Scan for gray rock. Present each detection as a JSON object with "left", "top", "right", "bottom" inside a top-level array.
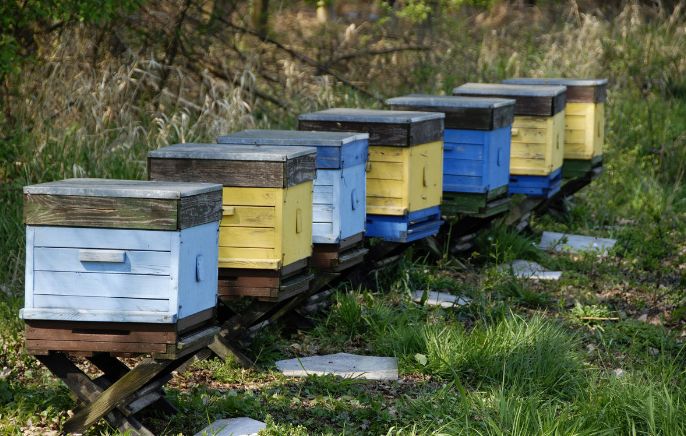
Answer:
[
  {"left": 276, "top": 353, "right": 398, "bottom": 380},
  {"left": 539, "top": 231, "right": 616, "bottom": 255},
  {"left": 194, "top": 417, "right": 266, "bottom": 436},
  {"left": 411, "top": 290, "right": 471, "bottom": 308},
  {"left": 500, "top": 260, "right": 562, "bottom": 281}
]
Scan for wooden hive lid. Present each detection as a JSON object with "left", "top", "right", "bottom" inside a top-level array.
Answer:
[
  {"left": 502, "top": 78, "right": 608, "bottom": 103},
  {"left": 217, "top": 130, "right": 368, "bottom": 169},
  {"left": 298, "top": 108, "right": 444, "bottom": 147},
  {"left": 452, "top": 83, "right": 567, "bottom": 117},
  {"left": 23, "top": 178, "right": 223, "bottom": 230},
  {"left": 148, "top": 143, "right": 316, "bottom": 188},
  {"left": 386, "top": 94, "right": 515, "bottom": 130}
]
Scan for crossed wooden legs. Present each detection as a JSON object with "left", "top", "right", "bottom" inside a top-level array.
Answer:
[{"left": 37, "top": 330, "right": 211, "bottom": 435}]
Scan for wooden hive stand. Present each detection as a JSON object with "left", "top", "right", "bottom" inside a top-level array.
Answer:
[
  {"left": 19, "top": 178, "right": 225, "bottom": 434},
  {"left": 35, "top": 324, "right": 219, "bottom": 435}
]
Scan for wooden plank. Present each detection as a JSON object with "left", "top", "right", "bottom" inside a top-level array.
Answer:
[
  {"left": 502, "top": 78, "right": 607, "bottom": 103},
  {"left": 33, "top": 270, "right": 170, "bottom": 299},
  {"left": 32, "top": 295, "right": 169, "bottom": 313},
  {"left": 155, "top": 326, "right": 220, "bottom": 360},
  {"left": 299, "top": 119, "right": 442, "bottom": 147},
  {"left": 285, "top": 155, "right": 317, "bottom": 187},
  {"left": 33, "top": 247, "right": 170, "bottom": 275},
  {"left": 24, "top": 194, "right": 179, "bottom": 230},
  {"left": 37, "top": 354, "right": 155, "bottom": 436},
  {"left": 453, "top": 83, "right": 566, "bottom": 117},
  {"left": 149, "top": 158, "right": 286, "bottom": 188},
  {"left": 178, "top": 190, "right": 223, "bottom": 229},
  {"left": 25, "top": 323, "right": 176, "bottom": 344},
  {"left": 386, "top": 95, "right": 515, "bottom": 130},
  {"left": 24, "top": 178, "right": 219, "bottom": 198},
  {"left": 63, "top": 359, "right": 170, "bottom": 433},
  {"left": 31, "top": 226, "right": 172, "bottom": 251},
  {"left": 176, "top": 307, "right": 215, "bottom": 333},
  {"left": 220, "top": 206, "right": 275, "bottom": 227},
  {"left": 27, "top": 339, "right": 168, "bottom": 354}
]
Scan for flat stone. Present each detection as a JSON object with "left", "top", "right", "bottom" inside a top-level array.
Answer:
[
  {"left": 194, "top": 417, "right": 266, "bottom": 436},
  {"left": 276, "top": 353, "right": 398, "bottom": 380},
  {"left": 411, "top": 290, "right": 471, "bottom": 307},
  {"left": 499, "top": 260, "right": 562, "bottom": 281},
  {"left": 539, "top": 231, "right": 616, "bottom": 255}
]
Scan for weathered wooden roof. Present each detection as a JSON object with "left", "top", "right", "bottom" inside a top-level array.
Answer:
[
  {"left": 386, "top": 94, "right": 515, "bottom": 130},
  {"left": 217, "top": 129, "right": 368, "bottom": 147},
  {"left": 502, "top": 78, "right": 608, "bottom": 103},
  {"left": 148, "top": 143, "right": 316, "bottom": 161},
  {"left": 298, "top": 108, "right": 444, "bottom": 124},
  {"left": 453, "top": 83, "right": 567, "bottom": 116},
  {"left": 23, "top": 178, "right": 221, "bottom": 199}
]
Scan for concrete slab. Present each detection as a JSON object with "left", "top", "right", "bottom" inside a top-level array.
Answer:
[
  {"left": 539, "top": 231, "right": 616, "bottom": 255},
  {"left": 194, "top": 417, "right": 266, "bottom": 436},
  {"left": 500, "top": 260, "right": 562, "bottom": 280},
  {"left": 276, "top": 353, "right": 398, "bottom": 380},
  {"left": 411, "top": 290, "right": 471, "bottom": 307}
]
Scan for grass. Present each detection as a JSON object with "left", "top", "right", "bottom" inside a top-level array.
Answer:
[{"left": 1, "top": 1, "right": 686, "bottom": 435}]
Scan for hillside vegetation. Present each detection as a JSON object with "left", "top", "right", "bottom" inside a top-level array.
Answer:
[{"left": 1, "top": 1, "right": 686, "bottom": 434}]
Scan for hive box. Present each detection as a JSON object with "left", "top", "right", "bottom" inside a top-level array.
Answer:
[
  {"left": 20, "top": 179, "right": 222, "bottom": 326},
  {"left": 386, "top": 94, "right": 515, "bottom": 217},
  {"left": 148, "top": 143, "right": 316, "bottom": 271},
  {"left": 217, "top": 130, "right": 368, "bottom": 245},
  {"left": 453, "top": 83, "right": 567, "bottom": 198},
  {"left": 299, "top": 108, "right": 444, "bottom": 243},
  {"left": 503, "top": 78, "right": 607, "bottom": 178}
]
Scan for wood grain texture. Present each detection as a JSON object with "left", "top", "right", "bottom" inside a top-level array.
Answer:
[
  {"left": 36, "top": 354, "right": 155, "bottom": 435},
  {"left": 149, "top": 156, "right": 314, "bottom": 188},
  {"left": 502, "top": 78, "right": 607, "bottom": 103},
  {"left": 63, "top": 359, "right": 170, "bottom": 433},
  {"left": 298, "top": 119, "right": 443, "bottom": 147},
  {"left": 178, "top": 190, "right": 223, "bottom": 228},
  {"left": 24, "top": 194, "right": 178, "bottom": 230},
  {"left": 453, "top": 83, "right": 566, "bottom": 117}
]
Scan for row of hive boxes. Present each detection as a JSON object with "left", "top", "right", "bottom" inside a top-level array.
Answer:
[
  {"left": 20, "top": 118, "right": 444, "bottom": 325},
  {"left": 452, "top": 79, "right": 606, "bottom": 179}
]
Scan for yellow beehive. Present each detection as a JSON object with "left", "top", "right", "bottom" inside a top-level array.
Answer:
[
  {"left": 298, "top": 108, "right": 444, "bottom": 216},
  {"left": 148, "top": 143, "right": 317, "bottom": 270},
  {"left": 367, "top": 141, "right": 443, "bottom": 215},
  {"left": 219, "top": 183, "right": 312, "bottom": 269},
  {"left": 503, "top": 78, "right": 608, "bottom": 160},
  {"left": 510, "top": 110, "right": 565, "bottom": 176},
  {"left": 453, "top": 83, "right": 567, "bottom": 177}
]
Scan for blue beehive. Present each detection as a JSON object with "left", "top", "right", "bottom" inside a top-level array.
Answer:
[
  {"left": 21, "top": 179, "right": 223, "bottom": 324},
  {"left": 217, "top": 130, "right": 368, "bottom": 245},
  {"left": 386, "top": 95, "right": 515, "bottom": 195}
]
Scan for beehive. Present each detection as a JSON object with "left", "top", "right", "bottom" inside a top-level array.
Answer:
[
  {"left": 503, "top": 78, "right": 607, "bottom": 177},
  {"left": 453, "top": 83, "right": 566, "bottom": 197},
  {"left": 298, "top": 108, "right": 445, "bottom": 242},
  {"left": 217, "top": 130, "right": 368, "bottom": 245},
  {"left": 148, "top": 143, "right": 316, "bottom": 271},
  {"left": 20, "top": 179, "right": 222, "bottom": 326},
  {"left": 386, "top": 94, "right": 515, "bottom": 194}
]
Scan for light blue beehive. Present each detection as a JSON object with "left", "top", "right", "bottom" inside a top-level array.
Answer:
[
  {"left": 217, "top": 130, "right": 368, "bottom": 245},
  {"left": 20, "top": 179, "right": 223, "bottom": 324}
]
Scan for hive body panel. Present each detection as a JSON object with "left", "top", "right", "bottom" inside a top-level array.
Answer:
[
  {"left": 443, "top": 126, "right": 511, "bottom": 193},
  {"left": 312, "top": 164, "right": 366, "bottom": 244},
  {"left": 21, "top": 221, "right": 219, "bottom": 323},
  {"left": 367, "top": 141, "right": 443, "bottom": 216},
  {"left": 219, "top": 183, "right": 312, "bottom": 270},
  {"left": 510, "top": 110, "right": 565, "bottom": 176},
  {"left": 564, "top": 102, "right": 604, "bottom": 160}
]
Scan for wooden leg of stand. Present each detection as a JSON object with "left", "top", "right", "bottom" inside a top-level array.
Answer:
[{"left": 37, "top": 354, "right": 155, "bottom": 436}]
